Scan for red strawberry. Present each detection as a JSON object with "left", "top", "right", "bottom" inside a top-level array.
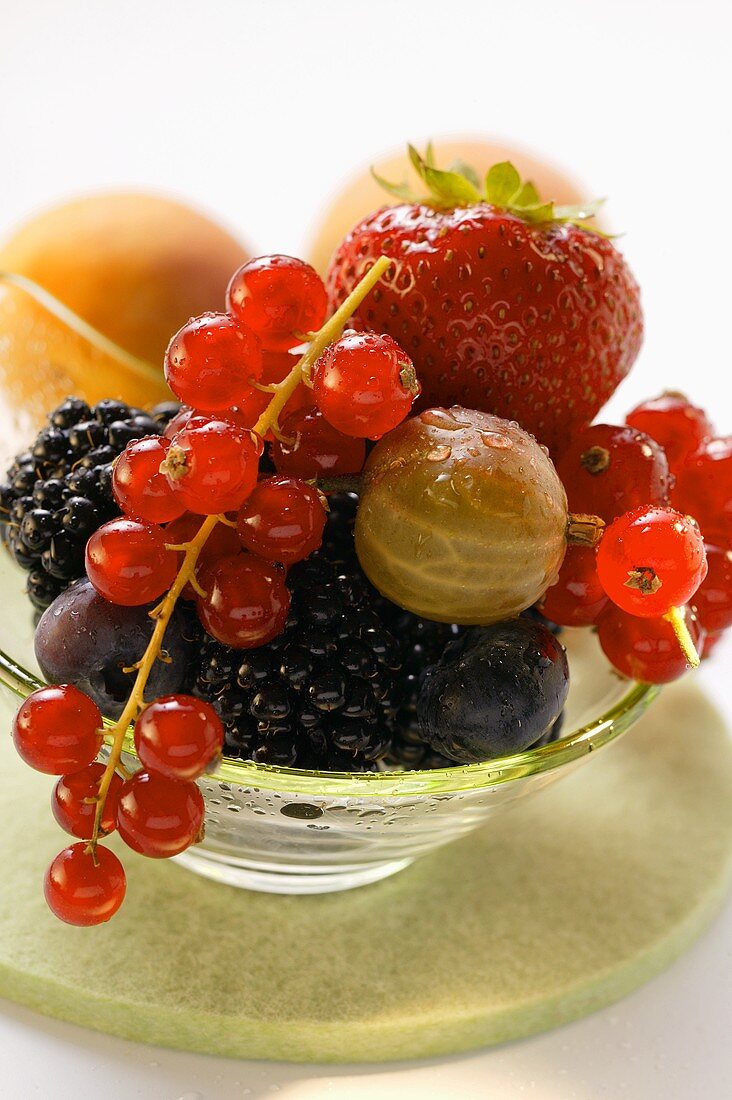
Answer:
[{"left": 326, "top": 148, "right": 643, "bottom": 454}]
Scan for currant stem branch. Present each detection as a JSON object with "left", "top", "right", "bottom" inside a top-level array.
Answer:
[
  {"left": 664, "top": 606, "right": 701, "bottom": 669},
  {"left": 88, "top": 513, "right": 220, "bottom": 852},
  {"left": 252, "top": 255, "right": 393, "bottom": 440},
  {"left": 87, "top": 259, "right": 393, "bottom": 852}
]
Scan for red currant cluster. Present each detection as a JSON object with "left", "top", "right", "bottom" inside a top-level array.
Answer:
[
  {"left": 11, "top": 252, "right": 420, "bottom": 926},
  {"left": 542, "top": 394, "right": 730, "bottom": 682},
  {"left": 13, "top": 685, "right": 223, "bottom": 924}
]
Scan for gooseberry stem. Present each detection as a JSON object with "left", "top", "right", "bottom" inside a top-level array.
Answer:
[
  {"left": 87, "top": 257, "right": 394, "bottom": 852},
  {"left": 664, "top": 606, "right": 701, "bottom": 669},
  {"left": 566, "top": 513, "right": 605, "bottom": 548}
]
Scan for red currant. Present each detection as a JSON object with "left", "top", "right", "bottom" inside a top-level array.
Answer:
[
  {"left": 52, "top": 762, "right": 123, "bottom": 838},
  {"left": 312, "top": 330, "right": 420, "bottom": 439},
  {"left": 113, "top": 436, "right": 185, "bottom": 524},
  {"left": 236, "top": 476, "right": 327, "bottom": 564},
  {"left": 163, "top": 511, "right": 241, "bottom": 599},
  {"left": 597, "top": 604, "right": 705, "bottom": 683},
  {"left": 164, "top": 405, "right": 195, "bottom": 439},
  {"left": 538, "top": 546, "right": 609, "bottom": 627},
  {"left": 626, "top": 392, "right": 713, "bottom": 470},
  {"left": 162, "top": 418, "right": 261, "bottom": 514},
  {"left": 164, "top": 311, "right": 262, "bottom": 411},
  {"left": 44, "top": 842, "right": 126, "bottom": 926},
  {"left": 271, "top": 406, "right": 366, "bottom": 479},
  {"left": 116, "top": 770, "right": 204, "bottom": 858},
  {"left": 224, "top": 352, "right": 314, "bottom": 436},
  {"left": 226, "top": 255, "right": 327, "bottom": 352},
  {"left": 134, "top": 695, "right": 223, "bottom": 781},
  {"left": 196, "top": 553, "right": 290, "bottom": 648},
  {"left": 673, "top": 436, "right": 732, "bottom": 548},
  {"left": 555, "top": 423, "right": 672, "bottom": 523},
  {"left": 691, "top": 544, "right": 732, "bottom": 633},
  {"left": 13, "top": 685, "right": 102, "bottom": 774},
  {"left": 86, "top": 518, "right": 178, "bottom": 606},
  {"left": 596, "top": 506, "right": 707, "bottom": 617}
]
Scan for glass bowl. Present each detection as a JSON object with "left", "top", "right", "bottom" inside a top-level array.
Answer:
[{"left": 0, "top": 549, "right": 658, "bottom": 894}]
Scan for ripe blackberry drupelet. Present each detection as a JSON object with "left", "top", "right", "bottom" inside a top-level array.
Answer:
[
  {"left": 189, "top": 494, "right": 465, "bottom": 772},
  {"left": 0, "top": 397, "right": 179, "bottom": 610}
]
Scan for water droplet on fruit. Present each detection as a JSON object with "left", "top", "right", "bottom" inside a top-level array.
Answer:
[
  {"left": 420, "top": 408, "right": 463, "bottom": 431},
  {"left": 426, "top": 445, "right": 451, "bottom": 462},
  {"left": 479, "top": 431, "right": 511, "bottom": 449}
]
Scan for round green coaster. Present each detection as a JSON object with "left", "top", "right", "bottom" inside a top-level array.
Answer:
[{"left": 1, "top": 681, "right": 731, "bottom": 1064}]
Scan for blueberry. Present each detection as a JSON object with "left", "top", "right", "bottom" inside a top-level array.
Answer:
[
  {"left": 417, "top": 619, "right": 569, "bottom": 764},
  {"left": 35, "top": 579, "right": 195, "bottom": 718}
]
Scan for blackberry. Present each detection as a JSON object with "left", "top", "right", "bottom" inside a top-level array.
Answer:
[
  {"left": 0, "top": 396, "right": 178, "bottom": 611},
  {"left": 188, "top": 494, "right": 463, "bottom": 773},
  {"left": 191, "top": 552, "right": 398, "bottom": 772}
]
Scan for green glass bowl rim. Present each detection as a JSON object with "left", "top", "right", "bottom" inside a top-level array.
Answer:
[{"left": 0, "top": 642, "right": 659, "bottom": 798}]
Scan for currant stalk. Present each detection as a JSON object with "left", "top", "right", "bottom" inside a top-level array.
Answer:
[{"left": 86, "top": 255, "right": 394, "bottom": 853}]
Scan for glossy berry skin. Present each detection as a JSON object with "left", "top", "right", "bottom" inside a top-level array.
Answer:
[
  {"left": 86, "top": 518, "right": 178, "bottom": 606},
  {"left": 164, "top": 311, "right": 263, "bottom": 411},
  {"left": 226, "top": 255, "right": 328, "bottom": 352},
  {"left": 112, "top": 436, "right": 185, "bottom": 524},
  {"left": 692, "top": 544, "right": 732, "bottom": 633},
  {"left": 236, "top": 476, "right": 327, "bottom": 564},
  {"left": 44, "top": 843, "right": 126, "bottom": 926},
  {"left": 35, "top": 580, "right": 195, "bottom": 719},
  {"left": 134, "top": 695, "right": 224, "bottom": 781},
  {"left": 538, "top": 546, "right": 609, "bottom": 627},
  {"left": 597, "top": 604, "right": 705, "bottom": 684},
  {"left": 163, "top": 405, "right": 195, "bottom": 439},
  {"left": 555, "top": 423, "right": 671, "bottom": 523},
  {"left": 271, "top": 406, "right": 366, "bottom": 479},
  {"left": 327, "top": 205, "right": 643, "bottom": 454},
  {"left": 162, "top": 418, "right": 261, "bottom": 514},
  {"left": 13, "top": 685, "right": 102, "bottom": 774},
  {"left": 163, "top": 511, "right": 241, "bottom": 599},
  {"left": 673, "top": 437, "right": 732, "bottom": 548},
  {"left": 596, "top": 506, "right": 707, "bottom": 617},
  {"left": 417, "top": 620, "right": 569, "bottom": 763},
  {"left": 52, "top": 763, "right": 123, "bottom": 838},
  {"left": 355, "top": 408, "right": 568, "bottom": 624},
  {"left": 116, "top": 770, "right": 205, "bottom": 858},
  {"left": 626, "top": 392, "right": 713, "bottom": 470},
  {"left": 312, "top": 330, "right": 420, "bottom": 439},
  {"left": 196, "top": 553, "right": 290, "bottom": 649}
]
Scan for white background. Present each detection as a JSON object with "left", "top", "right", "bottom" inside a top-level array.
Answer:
[{"left": 1, "top": 0, "right": 731, "bottom": 1096}]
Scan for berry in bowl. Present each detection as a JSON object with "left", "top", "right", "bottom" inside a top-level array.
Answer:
[{"left": 2, "top": 161, "right": 725, "bottom": 926}]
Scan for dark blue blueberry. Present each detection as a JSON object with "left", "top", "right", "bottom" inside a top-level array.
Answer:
[{"left": 417, "top": 619, "right": 569, "bottom": 764}]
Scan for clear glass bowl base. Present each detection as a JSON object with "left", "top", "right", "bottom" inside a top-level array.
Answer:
[
  {"left": 0, "top": 549, "right": 659, "bottom": 897},
  {"left": 174, "top": 848, "right": 413, "bottom": 894}
]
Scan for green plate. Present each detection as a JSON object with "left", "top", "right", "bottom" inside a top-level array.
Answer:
[{"left": 0, "top": 680, "right": 730, "bottom": 1063}]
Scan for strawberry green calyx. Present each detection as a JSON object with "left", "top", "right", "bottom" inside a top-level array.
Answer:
[{"left": 372, "top": 144, "right": 605, "bottom": 230}]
